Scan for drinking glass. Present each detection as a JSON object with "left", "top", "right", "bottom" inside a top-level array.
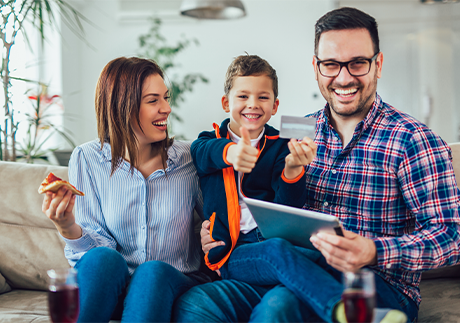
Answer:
[
  {"left": 47, "top": 268, "right": 80, "bottom": 323},
  {"left": 342, "top": 269, "right": 376, "bottom": 323}
]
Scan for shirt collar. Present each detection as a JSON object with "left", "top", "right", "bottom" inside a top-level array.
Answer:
[
  {"left": 227, "top": 124, "right": 264, "bottom": 147},
  {"left": 318, "top": 93, "right": 383, "bottom": 136}
]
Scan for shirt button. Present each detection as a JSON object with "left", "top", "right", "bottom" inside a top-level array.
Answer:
[
  {"left": 323, "top": 201, "right": 329, "bottom": 207},
  {"left": 418, "top": 265, "right": 422, "bottom": 270},
  {"left": 386, "top": 264, "right": 391, "bottom": 269},
  {"left": 142, "top": 226, "right": 146, "bottom": 230},
  {"left": 332, "top": 169, "right": 337, "bottom": 174}
]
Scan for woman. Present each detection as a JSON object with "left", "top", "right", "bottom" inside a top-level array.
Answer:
[{"left": 42, "top": 57, "right": 209, "bottom": 322}]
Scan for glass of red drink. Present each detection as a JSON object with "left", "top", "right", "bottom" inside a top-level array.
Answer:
[
  {"left": 47, "top": 268, "right": 80, "bottom": 323},
  {"left": 342, "top": 269, "right": 376, "bottom": 323}
]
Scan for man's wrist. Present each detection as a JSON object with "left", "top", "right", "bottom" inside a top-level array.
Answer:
[{"left": 367, "top": 240, "right": 378, "bottom": 266}]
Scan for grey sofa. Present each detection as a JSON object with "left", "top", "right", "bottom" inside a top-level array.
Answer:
[{"left": 1, "top": 143, "right": 460, "bottom": 322}]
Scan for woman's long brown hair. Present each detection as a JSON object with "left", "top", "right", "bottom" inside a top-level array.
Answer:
[{"left": 95, "top": 57, "right": 173, "bottom": 175}]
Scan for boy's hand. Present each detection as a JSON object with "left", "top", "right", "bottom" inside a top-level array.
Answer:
[
  {"left": 226, "top": 127, "right": 258, "bottom": 173},
  {"left": 284, "top": 137, "right": 317, "bottom": 179}
]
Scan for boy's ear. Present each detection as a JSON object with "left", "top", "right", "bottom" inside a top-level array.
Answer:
[
  {"left": 271, "top": 98, "right": 280, "bottom": 116},
  {"left": 222, "top": 95, "right": 230, "bottom": 113}
]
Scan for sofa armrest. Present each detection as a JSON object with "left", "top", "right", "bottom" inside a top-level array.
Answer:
[
  {"left": 0, "top": 272, "right": 11, "bottom": 295},
  {"left": 422, "top": 263, "right": 460, "bottom": 280}
]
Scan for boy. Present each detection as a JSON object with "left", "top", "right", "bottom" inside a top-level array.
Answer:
[{"left": 191, "top": 54, "right": 317, "bottom": 272}]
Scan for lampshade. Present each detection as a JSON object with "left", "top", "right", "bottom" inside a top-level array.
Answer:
[{"left": 180, "top": 0, "right": 246, "bottom": 19}]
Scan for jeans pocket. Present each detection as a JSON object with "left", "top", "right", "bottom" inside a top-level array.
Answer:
[{"left": 395, "top": 290, "right": 418, "bottom": 323}]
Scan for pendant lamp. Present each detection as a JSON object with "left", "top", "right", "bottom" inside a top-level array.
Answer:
[{"left": 180, "top": 0, "right": 246, "bottom": 19}]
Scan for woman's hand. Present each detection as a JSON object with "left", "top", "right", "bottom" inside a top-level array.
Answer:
[
  {"left": 42, "top": 186, "right": 82, "bottom": 239},
  {"left": 200, "top": 220, "right": 225, "bottom": 254},
  {"left": 200, "top": 220, "right": 224, "bottom": 276}
]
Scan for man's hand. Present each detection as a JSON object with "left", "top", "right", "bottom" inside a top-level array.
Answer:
[
  {"left": 226, "top": 127, "right": 258, "bottom": 173},
  {"left": 310, "top": 228, "right": 377, "bottom": 272},
  {"left": 284, "top": 136, "right": 317, "bottom": 179},
  {"left": 200, "top": 220, "right": 225, "bottom": 254}
]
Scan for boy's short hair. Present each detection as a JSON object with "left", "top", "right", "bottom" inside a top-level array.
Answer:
[
  {"left": 224, "top": 54, "right": 278, "bottom": 99},
  {"left": 314, "top": 7, "right": 379, "bottom": 56}
]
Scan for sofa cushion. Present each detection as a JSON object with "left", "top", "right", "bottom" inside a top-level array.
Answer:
[
  {"left": 0, "top": 223, "right": 69, "bottom": 290},
  {"left": 0, "top": 290, "right": 50, "bottom": 322},
  {"left": 419, "top": 277, "right": 460, "bottom": 322},
  {"left": 0, "top": 162, "right": 70, "bottom": 291},
  {"left": 0, "top": 162, "right": 68, "bottom": 228},
  {"left": 0, "top": 289, "right": 120, "bottom": 323}
]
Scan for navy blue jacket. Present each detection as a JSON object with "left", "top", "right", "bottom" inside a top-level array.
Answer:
[{"left": 191, "top": 119, "right": 308, "bottom": 270}]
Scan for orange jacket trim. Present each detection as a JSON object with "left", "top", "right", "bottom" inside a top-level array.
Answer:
[
  {"left": 208, "top": 212, "right": 216, "bottom": 240},
  {"left": 281, "top": 167, "right": 305, "bottom": 183},
  {"left": 223, "top": 142, "right": 236, "bottom": 165},
  {"left": 204, "top": 212, "right": 217, "bottom": 269},
  {"left": 205, "top": 123, "right": 241, "bottom": 271},
  {"left": 257, "top": 136, "right": 266, "bottom": 158}
]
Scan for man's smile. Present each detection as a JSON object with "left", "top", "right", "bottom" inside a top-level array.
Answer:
[{"left": 334, "top": 88, "right": 358, "bottom": 97}]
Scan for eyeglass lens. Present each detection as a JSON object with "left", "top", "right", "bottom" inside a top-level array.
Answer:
[{"left": 319, "top": 59, "right": 371, "bottom": 77}]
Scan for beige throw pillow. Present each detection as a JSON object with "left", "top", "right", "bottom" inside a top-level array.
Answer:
[{"left": 0, "top": 161, "right": 71, "bottom": 291}]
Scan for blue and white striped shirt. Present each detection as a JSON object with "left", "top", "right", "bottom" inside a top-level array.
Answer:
[{"left": 62, "top": 140, "right": 203, "bottom": 275}]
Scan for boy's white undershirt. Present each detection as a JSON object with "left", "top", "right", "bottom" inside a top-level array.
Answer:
[{"left": 227, "top": 125, "right": 264, "bottom": 234}]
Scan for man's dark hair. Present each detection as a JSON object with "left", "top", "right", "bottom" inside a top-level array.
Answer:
[{"left": 314, "top": 7, "right": 379, "bottom": 56}]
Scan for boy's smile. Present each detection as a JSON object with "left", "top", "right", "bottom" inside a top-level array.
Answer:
[{"left": 222, "top": 75, "right": 279, "bottom": 139}]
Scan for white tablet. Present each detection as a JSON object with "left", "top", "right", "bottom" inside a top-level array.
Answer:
[{"left": 243, "top": 197, "right": 343, "bottom": 249}]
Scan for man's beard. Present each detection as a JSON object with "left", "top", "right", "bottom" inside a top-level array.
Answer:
[{"left": 325, "top": 74, "right": 378, "bottom": 118}]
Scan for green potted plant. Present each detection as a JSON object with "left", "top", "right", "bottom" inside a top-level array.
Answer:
[
  {"left": 138, "top": 18, "right": 208, "bottom": 139},
  {"left": 17, "top": 84, "right": 75, "bottom": 163},
  {"left": 1, "top": 0, "right": 89, "bottom": 161}
]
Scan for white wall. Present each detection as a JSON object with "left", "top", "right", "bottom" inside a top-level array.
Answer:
[
  {"left": 60, "top": 0, "right": 334, "bottom": 144},
  {"left": 60, "top": 0, "right": 460, "bottom": 147},
  {"left": 341, "top": 0, "right": 460, "bottom": 144}
]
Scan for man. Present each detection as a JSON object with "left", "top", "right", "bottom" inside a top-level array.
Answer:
[{"left": 174, "top": 7, "right": 460, "bottom": 323}]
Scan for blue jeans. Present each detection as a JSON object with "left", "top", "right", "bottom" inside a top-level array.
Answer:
[
  {"left": 75, "top": 247, "right": 207, "bottom": 323},
  {"left": 174, "top": 234, "right": 418, "bottom": 322}
]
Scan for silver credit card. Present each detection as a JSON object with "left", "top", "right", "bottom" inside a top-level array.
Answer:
[{"left": 279, "top": 115, "right": 317, "bottom": 140}]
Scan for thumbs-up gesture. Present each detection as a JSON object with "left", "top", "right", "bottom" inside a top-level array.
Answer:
[
  {"left": 284, "top": 137, "right": 317, "bottom": 180},
  {"left": 226, "top": 127, "right": 259, "bottom": 173}
]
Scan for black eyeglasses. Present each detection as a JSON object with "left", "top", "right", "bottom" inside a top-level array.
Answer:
[{"left": 315, "top": 53, "right": 379, "bottom": 78}]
